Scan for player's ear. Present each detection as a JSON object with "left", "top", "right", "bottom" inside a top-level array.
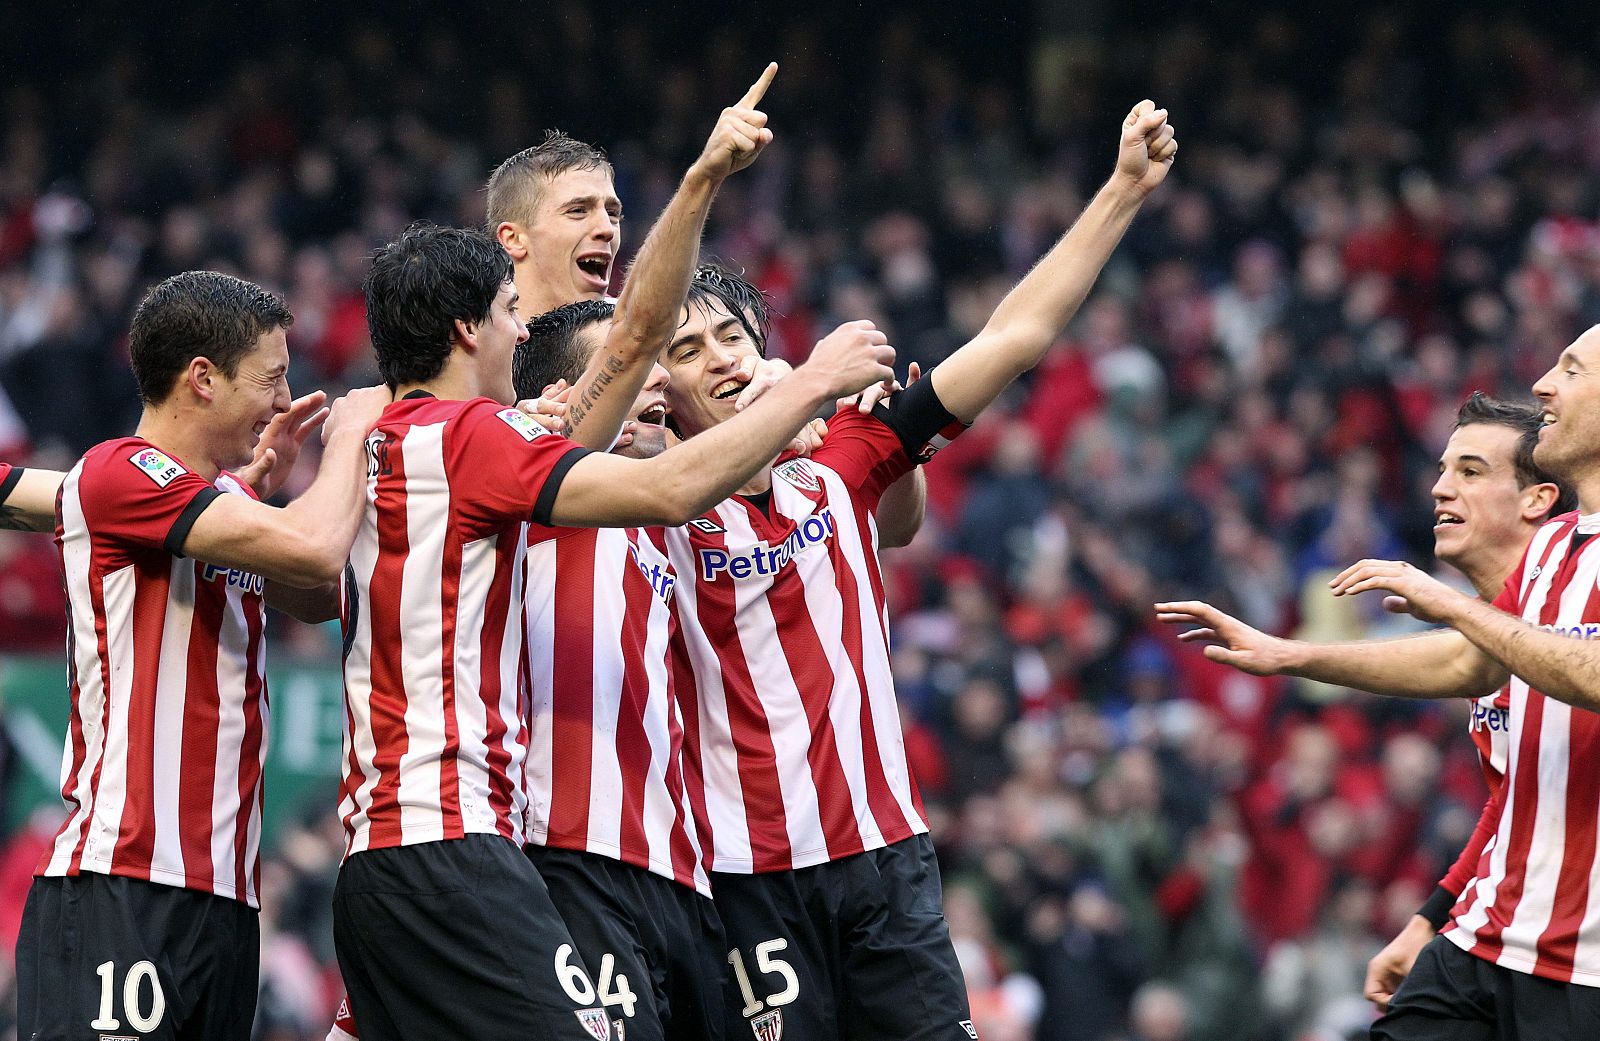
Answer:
[
  {"left": 496, "top": 222, "right": 527, "bottom": 260},
  {"left": 187, "top": 356, "right": 219, "bottom": 403},
  {"left": 453, "top": 317, "right": 479, "bottom": 354},
  {"left": 1524, "top": 481, "right": 1560, "bottom": 522}
]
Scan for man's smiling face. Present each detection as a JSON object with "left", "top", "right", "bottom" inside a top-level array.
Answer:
[{"left": 661, "top": 298, "right": 763, "bottom": 440}]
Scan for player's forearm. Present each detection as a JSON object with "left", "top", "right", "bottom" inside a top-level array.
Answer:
[
  {"left": 1442, "top": 596, "right": 1600, "bottom": 711},
  {"left": 931, "top": 180, "right": 1145, "bottom": 423},
  {"left": 265, "top": 579, "right": 342, "bottom": 623},
  {"left": 650, "top": 369, "right": 831, "bottom": 523},
  {"left": 875, "top": 469, "right": 926, "bottom": 549},
  {"left": 272, "top": 427, "right": 371, "bottom": 585},
  {"left": 566, "top": 170, "right": 721, "bottom": 447},
  {"left": 0, "top": 467, "right": 66, "bottom": 532},
  {"left": 1284, "top": 630, "right": 1500, "bottom": 699},
  {"left": 985, "top": 178, "right": 1145, "bottom": 348}
]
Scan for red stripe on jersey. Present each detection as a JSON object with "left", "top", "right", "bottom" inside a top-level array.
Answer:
[
  {"left": 754, "top": 506, "right": 856, "bottom": 859},
  {"left": 234, "top": 602, "right": 267, "bottom": 901},
  {"left": 361, "top": 433, "right": 414, "bottom": 850},
  {"left": 547, "top": 533, "right": 598, "bottom": 843},
  {"left": 689, "top": 523, "right": 794, "bottom": 868},
  {"left": 476, "top": 538, "right": 519, "bottom": 840},
  {"left": 1532, "top": 579, "right": 1600, "bottom": 974},
  {"left": 668, "top": 618, "right": 715, "bottom": 870},
  {"left": 829, "top": 496, "right": 911, "bottom": 843},
  {"left": 436, "top": 471, "right": 464, "bottom": 842},
  {"left": 114, "top": 565, "right": 173, "bottom": 878},
  {"left": 179, "top": 585, "right": 222, "bottom": 892},
  {"left": 613, "top": 561, "right": 657, "bottom": 862}
]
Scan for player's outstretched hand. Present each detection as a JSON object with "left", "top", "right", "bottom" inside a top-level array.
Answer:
[
  {"left": 1154, "top": 600, "right": 1294, "bottom": 676},
  {"left": 322, "top": 386, "right": 393, "bottom": 445},
  {"left": 239, "top": 390, "right": 329, "bottom": 499},
  {"left": 693, "top": 62, "right": 778, "bottom": 182},
  {"left": 799, "top": 319, "right": 896, "bottom": 401},
  {"left": 1364, "top": 915, "right": 1435, "bottom": 1012},
  {"left": 1113, "top": 100, "right": 1177, "bottom": 197},
  {"left": 1327, "top": 559, "right": 1468, "bottom": 624}
]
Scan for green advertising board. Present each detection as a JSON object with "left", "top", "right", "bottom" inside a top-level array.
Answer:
[{"left": 1, "top": 654, "right": 348, "bottom": 844}]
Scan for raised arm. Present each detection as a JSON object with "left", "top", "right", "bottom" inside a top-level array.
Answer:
[
  {"left": 0, "top": 466, "right": 66, "bottom": 532},
  {"left": 550, "top": 321, "right": 893, "bottom": 527},
  {"left": 928, "top": 102, "right": 1177, "bottom": 424},
  {"left": 1155, "top": 599, "right": 1507, "bottom": 699},
  {"left": 179, "top": 387, "right": 390, "bottom": 588},
  {"left": 563, "top": 63, "right": 779, "bottom": 449}
]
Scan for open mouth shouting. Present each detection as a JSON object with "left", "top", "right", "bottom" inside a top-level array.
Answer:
[
  {"left": 1434, "top": 509, "right": 1465, "bottom": 531},
  {"left": 635, "top": 397, "right": 670, "bottom": 426},
  {"left": 576, "top": 252, "right": 612, "bottom": 293}
]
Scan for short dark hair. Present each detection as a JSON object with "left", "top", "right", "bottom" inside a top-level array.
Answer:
[
  {"left": 687, "top": 264, "right": 769, "bottom": 357},
  {"left": 515, "top": 299, "right": 615, "bottom": 400},
  {"left": 128, "top": 271, "right": 292, "bottom": 404},
  {"left": 485, "top": 130, "right": 612, "bottom": 228},
  {"left": 364, "top": 222, "right": 513, "bottom": 389},
  {"left": 1454, "top": 391, "right": 1577, "bottom": 514}
]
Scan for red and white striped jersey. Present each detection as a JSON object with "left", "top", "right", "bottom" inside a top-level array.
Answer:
[
  {"left": 43, "top": 438, "right": 268, "bottom": 907},
  {"left": 658, "top": 407, "right": 949, "bottom": 874},
  {"left": 523, "top": 526, "right": 711, "bottom": 895},
  {"left": 1439, "top": 685, "right": 1513, "bottom": 897},
  {"left": 339, "top": 394, "right": 587, "bottom": 858},
  {"left": 1445, "top": 512, "right": 1600, "bottom": 985}
]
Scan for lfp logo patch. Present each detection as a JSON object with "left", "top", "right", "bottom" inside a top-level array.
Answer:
[
  {"left": 497, "top": 408, "right": 549, "bottom": 441},
  {"left": 128, "top": 447, "right": 187, "bottom": 488}
]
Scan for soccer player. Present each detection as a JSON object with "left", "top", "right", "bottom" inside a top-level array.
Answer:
[
  {"left": 8, "top": 270, "right": 386, "bottom": 1041},
  {"left": 1158, "top": 328, "right": 1600, "bottom": 1039},
  {"left": 1362, "top": 394, "right": 1572, "bottom": 1010},
  {"left": 333, "top": 214, "right": 896, "bottom": 1040},
  {"left": 654, "top": 103, "right": 1176, "bottom": 1041},
  {"left": 516, "top": 300, "right": 722, "bottom": 1041}
]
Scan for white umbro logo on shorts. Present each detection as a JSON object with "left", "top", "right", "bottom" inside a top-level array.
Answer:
[{"left": 960, "top": 1020, "right": 979, "bottom": 1039}]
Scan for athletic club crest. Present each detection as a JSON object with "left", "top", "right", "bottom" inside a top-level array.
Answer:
[
  {"left": 575, "top": 1008, "right": 611, "bottom": 1040},
  {"left": 750, "top": 1008, "right": 783, "bottom": 1041},
  {"left": 774, "top": 459, "right": 820, "bottom": 492}
]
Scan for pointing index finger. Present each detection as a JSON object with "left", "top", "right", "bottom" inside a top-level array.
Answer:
[{"left": 739, "top": 62, "right": 778, "bottom": 108}]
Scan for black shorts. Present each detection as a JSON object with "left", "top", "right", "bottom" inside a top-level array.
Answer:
[
  {"left": 333, "top": 834, "right": 610, "bottom": 1041},
  {"left": 526, "top": 844, "right": 729, "bottom": 1041},
  {"left": 1372, "top": 933, "right": 1600, "bottom": 1041},
  {"left": 711, "top": 834, "right": 974, "bottom": 1041},
  {"left": 16, "top": 872, "right": 260, "bottom": 1041}
]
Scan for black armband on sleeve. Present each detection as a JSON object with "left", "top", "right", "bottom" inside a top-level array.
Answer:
[
  {"left": 531, "top": 446, "right": 592, "bottom": 528},
  {"left": 164, "top": 486, "right": 223, "bottom": 558},
  {"left": 1417, "top": 884, "right": 1457, "bottom": 931},
  {"left": 870, "top": 375, "right": 967, "bottom": 465},
  {"left": 0, "top": 465, "right": 22, "bottom": 504}
]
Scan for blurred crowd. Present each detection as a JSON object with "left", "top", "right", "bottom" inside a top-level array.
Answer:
[{"left": 3, "top": 4, "right": 1600, "bottom": 1040}]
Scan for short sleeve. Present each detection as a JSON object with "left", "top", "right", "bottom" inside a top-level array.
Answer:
[
  {"left": 450, "top": 401, "right": 590, "bottom": 529},
  {"left": 807, "top": 408, "right": 917, "bottom": 509},
  {"left": 80, "top": 443, "right": 222, "bottom": 557},
  {"left": 0, "top": 463, "right": 18, "bottom": 502}
]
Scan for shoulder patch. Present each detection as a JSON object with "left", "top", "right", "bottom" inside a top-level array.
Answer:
[
  {"left": 496, "top": 407, "right": 549, "bottom": 441},
  {"left": 128, "top": 447, "right": 187, "bottom": 488},
  {"left": 774, "top": 458, "right": 820, "bottom": 492}
]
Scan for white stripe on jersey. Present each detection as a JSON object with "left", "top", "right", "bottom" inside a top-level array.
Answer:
[{"left": 395, "top": 422, "right": 449, "bottom": 845}]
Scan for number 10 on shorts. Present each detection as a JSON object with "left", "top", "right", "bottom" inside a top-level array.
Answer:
[
  {"left": 728, "top": 939, "right": 799, "bottom": 1017},
  {"left": 90, "top": 959, "right": 167, "bottom": 1033}
]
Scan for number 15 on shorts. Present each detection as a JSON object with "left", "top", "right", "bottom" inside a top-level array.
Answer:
[{"left": 728, "top": 939, "right": 799, "bottom": 1017}]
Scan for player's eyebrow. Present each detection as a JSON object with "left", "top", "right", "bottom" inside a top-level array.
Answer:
[{"left": 665, "top": 330, "right": 701, "bottom": 360}]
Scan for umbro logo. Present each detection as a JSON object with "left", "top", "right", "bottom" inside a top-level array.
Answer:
[
  {"left": 688, "top": 517, "right": 725, "bottom": 535},
  {"left": 1531, "top": 565, "right": 1543, "bottom": 580}
]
